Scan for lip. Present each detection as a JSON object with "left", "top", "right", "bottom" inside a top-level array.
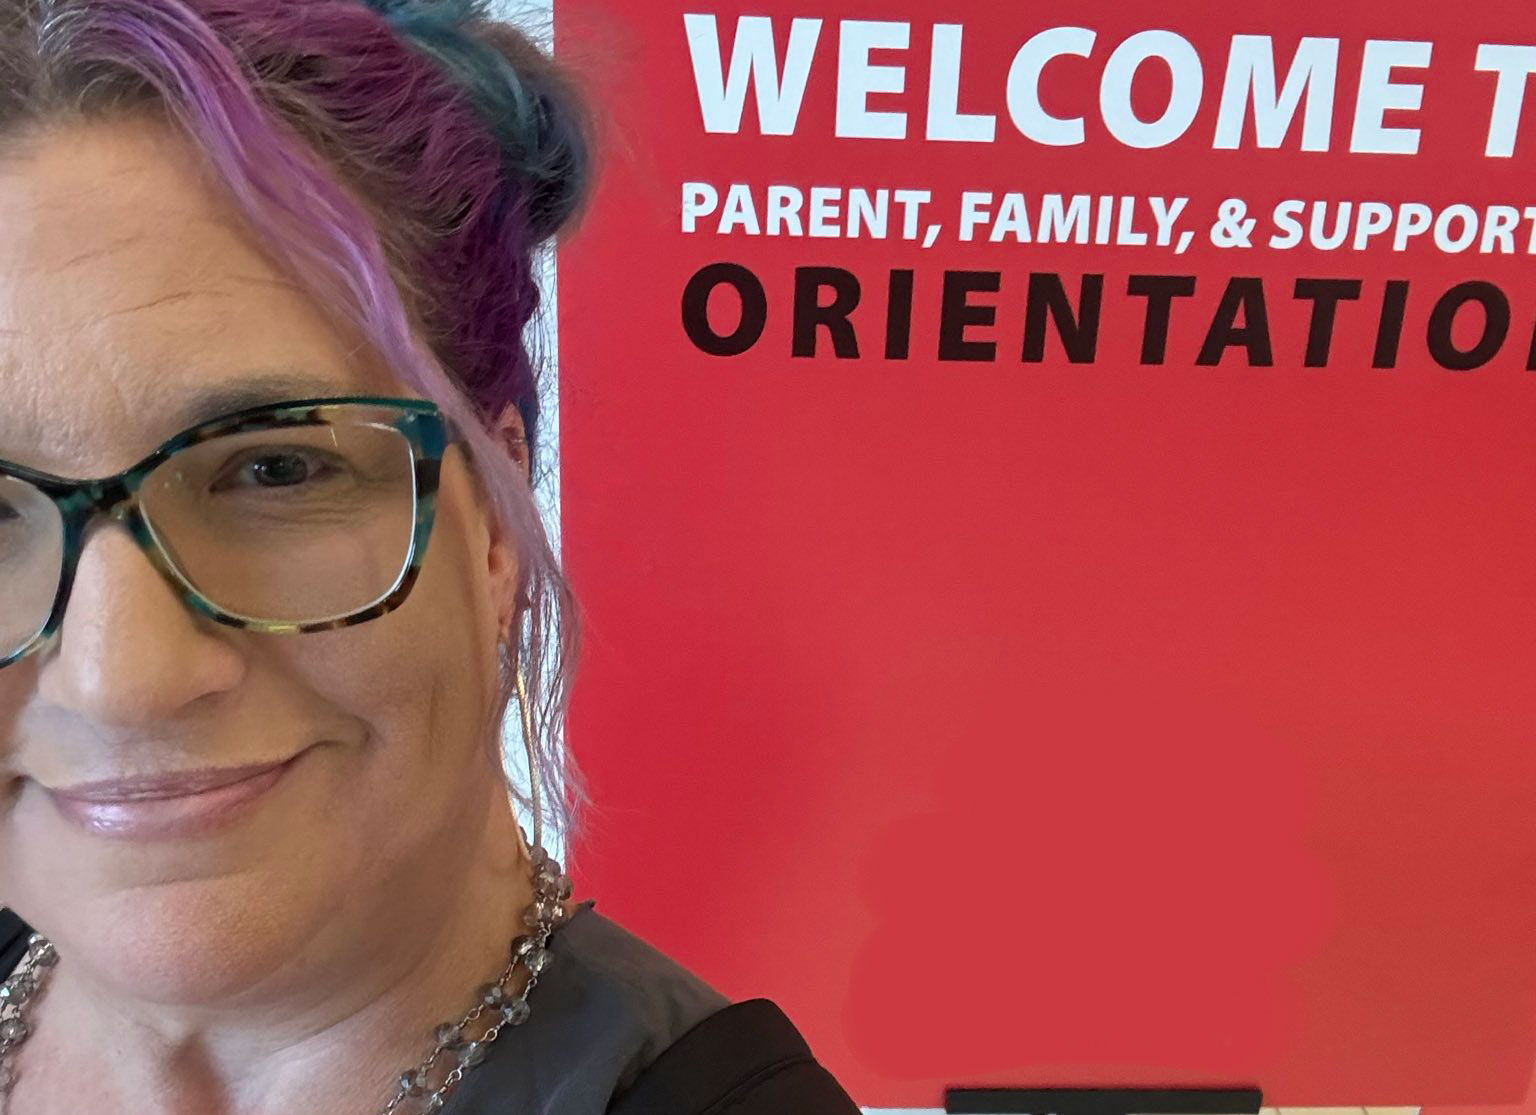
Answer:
[{"left": 44, "top": 757, "right": 301, "bottom": 840}]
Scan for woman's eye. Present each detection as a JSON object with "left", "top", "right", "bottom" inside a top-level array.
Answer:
[{"left": 210, "top": 449, "right": 339, "bottom": 492}]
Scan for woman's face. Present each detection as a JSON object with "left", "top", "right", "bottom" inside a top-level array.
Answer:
[{"left": 0, "top": 115, "right": 522, "bottom": 1003}]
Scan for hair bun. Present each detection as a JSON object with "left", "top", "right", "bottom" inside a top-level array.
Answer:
[{"left": 363, "top": 0, "right": 589, "bottom": 242}]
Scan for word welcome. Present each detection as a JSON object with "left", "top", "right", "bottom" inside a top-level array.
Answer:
[{"left": 684, "top": 15, "right": 1536, "bottom": 156}]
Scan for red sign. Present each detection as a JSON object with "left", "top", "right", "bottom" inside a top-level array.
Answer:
[{"left": 556, "top": 1, "right": 1536, "bottom": 1108}]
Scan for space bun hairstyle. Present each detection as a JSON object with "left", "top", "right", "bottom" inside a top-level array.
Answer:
[
  {"left": 360, "top": 0, "right": 589, "bottom": 243},
  {"left": 0, "top": 0, "right": 594, "bottom": 850}
]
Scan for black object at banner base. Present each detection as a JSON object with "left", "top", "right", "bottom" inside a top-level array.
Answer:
[{"left": 945, "top": 1087, "right": 1264, "bottom": 1115}]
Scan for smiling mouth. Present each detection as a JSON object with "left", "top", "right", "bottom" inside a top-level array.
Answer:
[
  {"left": 46, "top": 761, "right": 294, "bottom": 802},
  {"left": 42, "top": 756, "right": 302, "bottom": 839}
]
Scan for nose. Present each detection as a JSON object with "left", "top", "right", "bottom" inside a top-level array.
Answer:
[{"left": 35, "top": 519, "right": 245, "bottom": 726}]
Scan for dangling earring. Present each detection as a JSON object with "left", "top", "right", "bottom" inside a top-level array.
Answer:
[
  {"left": 505, "top": 611, "right": 570, "bottom": 934},
  {"left": 511, "top": 658, "right": 544, "bottom": 856}
]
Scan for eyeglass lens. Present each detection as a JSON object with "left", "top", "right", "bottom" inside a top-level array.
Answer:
[{"left": 0, "top": 419, "right": 419, "bottom": 659}]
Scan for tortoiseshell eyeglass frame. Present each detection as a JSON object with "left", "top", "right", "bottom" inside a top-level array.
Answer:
[{"left": 0, "top": 395, "right": 462, "bottom": 670}]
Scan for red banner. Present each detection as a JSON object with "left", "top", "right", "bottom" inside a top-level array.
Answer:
[{"left": 556, "top": 1, "right": 1536, "bottom": 1108}]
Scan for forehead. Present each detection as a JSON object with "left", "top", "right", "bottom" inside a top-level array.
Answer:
[{"left": 0, "top": 114, "right": 399, "bottom": 475}]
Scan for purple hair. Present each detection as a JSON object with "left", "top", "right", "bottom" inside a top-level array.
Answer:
[{"left": 0, "top": 0, "right": 592, "bottom": 849}]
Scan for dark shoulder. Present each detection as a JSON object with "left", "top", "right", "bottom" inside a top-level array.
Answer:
[
  {"left": 499, "top": 903, "right": 861, "bottom": 1113},
  {"left": 0, "top": 909, "right": 31, "bottom": 978},
  {"left": 440, "top": 900, "right": 735, "bottom": 1113},
  {"left": 608, "top": 998, "right": 862, "bottom": 1114},
  {"left": 539, "top": 901, "right": 732, "bottom": 1088}
]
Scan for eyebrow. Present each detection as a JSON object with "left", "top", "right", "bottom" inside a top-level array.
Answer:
[
  {"left": 163, "top": 369, "right": 357, "bottom": 434},
  {"left": 0, "top": 370, "right": 360, "bottom": 474}
]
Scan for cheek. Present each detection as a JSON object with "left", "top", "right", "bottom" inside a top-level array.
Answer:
[
  {"left": 285, "top": 618, "right": 494, "bottom": 803},
  {"left": 282, "top": 510, "right": 504, "bottom": 807}
]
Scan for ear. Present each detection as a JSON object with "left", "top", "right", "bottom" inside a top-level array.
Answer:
[
  {"left": 488, "top": 404, "right": 532, "bottom": 641},
  {"left": 498, "top": 403, "right": 531, "bottom": 484}
]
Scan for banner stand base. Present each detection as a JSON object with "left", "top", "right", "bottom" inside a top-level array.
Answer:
[{"left": 945, "top": 1087, "right": 1265, "bottom": 1115}]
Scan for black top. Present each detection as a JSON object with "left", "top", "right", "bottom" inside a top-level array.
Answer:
[
  {"left": 0, "top": 908, "right": 26, "bottom": 979},
  {"left": 0, "top": 905, "right": 860, "bottom": 1113}
]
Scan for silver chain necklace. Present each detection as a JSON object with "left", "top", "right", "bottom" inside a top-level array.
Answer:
[{"left": 0, "top": 843, "right": 574, "bottom": 1115}]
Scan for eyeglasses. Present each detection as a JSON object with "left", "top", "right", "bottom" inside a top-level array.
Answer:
[{"left": 0, "top": 395, "right": 462, "bottom": 669}]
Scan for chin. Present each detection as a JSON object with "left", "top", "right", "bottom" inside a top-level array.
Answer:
[{"left": 50, "top": 867, "right": 342, "bottom": 1008}]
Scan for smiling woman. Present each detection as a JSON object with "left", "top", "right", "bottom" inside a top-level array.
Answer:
[{"left": 0, "top": 2, "right": 858, "bottom": 1114}]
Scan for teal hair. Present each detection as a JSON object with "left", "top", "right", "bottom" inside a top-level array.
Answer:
[{"left": 361, "top": 0, "right": 587, "bottom": 240}]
